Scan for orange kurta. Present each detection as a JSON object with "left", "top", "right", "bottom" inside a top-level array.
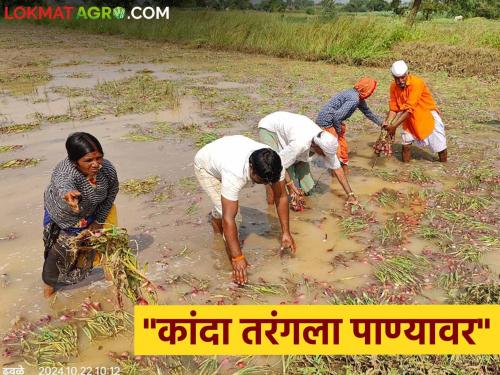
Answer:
[
  {"left": 389, "top": 74, "right": 437, "bottom": 141},
  {"left": 325, "top": 125, "right": 348, "bottom": 164}
]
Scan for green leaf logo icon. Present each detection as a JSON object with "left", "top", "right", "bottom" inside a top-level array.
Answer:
[{"left": 113, "top": 7, "right": 126, "bottom": 19}]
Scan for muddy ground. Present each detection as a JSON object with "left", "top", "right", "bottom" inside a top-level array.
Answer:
[{"left": 0, "top": 23, "right": 499, "bottom": 374}]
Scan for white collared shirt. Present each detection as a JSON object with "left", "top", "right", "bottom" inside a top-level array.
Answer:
[
  {"left": 194, "top": 135, "right": 285, "bottom": 201},
  {"left": 258, "top": 111, "right": 323, "bottom": 169}
]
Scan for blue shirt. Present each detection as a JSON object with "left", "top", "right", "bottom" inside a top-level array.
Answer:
[{"left": 316, "top": 88, "right": 383, "bottom": 134}]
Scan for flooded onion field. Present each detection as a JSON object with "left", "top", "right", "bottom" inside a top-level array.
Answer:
[{"left": 0, "top": 23, "right": 498, "bottom": 374}]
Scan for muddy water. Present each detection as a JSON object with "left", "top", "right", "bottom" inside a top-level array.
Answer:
[
  {"left": 0, "top": 26, "right": 498, "bottom": 373},
  {"left": 0, "top": 98, "right": 445, "bottom": 371}
]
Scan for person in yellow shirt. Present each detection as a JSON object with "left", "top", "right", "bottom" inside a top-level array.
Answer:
[{"left": 383, "top": 60, "right": 447, "bottom": 163}]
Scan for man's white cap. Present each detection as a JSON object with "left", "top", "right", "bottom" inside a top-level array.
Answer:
[
  {"left": 391, "top": 60, "right": 408, "bottom": 77},
  {"left": 313, "top": 131, "right": 341, "bottom": 170}
]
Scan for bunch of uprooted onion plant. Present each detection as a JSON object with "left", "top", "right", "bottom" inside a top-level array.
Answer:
[
  {"left": 21, "top": 325, "right": 78, "bottom": 368},
  {"left": 290, "top": 191, "right": 306, "bottom": 212},
  {"left": 79, "top": 308, "right": 133, "bottom": 342},
  {"left": 372, "top": 130, "right": 394, "bottom": 168},
  {"left": 70, "top": 226, "right": 158, "bottom": 308},
  {"left": 287, "top": 184, "right": 305, "bottom": 212},
  {"left": 243, "top": 282, "right": 285, "bottom": 295}
]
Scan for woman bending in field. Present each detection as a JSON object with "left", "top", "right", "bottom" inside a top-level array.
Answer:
[{"left": 42, "top": 132, "right": 119, "bottom": 297}]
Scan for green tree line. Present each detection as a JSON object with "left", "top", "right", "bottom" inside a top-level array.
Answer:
[
  {"left": 0, "top": 0, "right": 497, "bottom": 19},
  {"left": 167, "top": 0, "right": 499, "bottom": 19}
]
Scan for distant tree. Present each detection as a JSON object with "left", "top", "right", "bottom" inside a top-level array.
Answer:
[
  {"left": 320, "top": 0, "right": 338, "bottom": 18},
  {"left": 258, "top": 0, "right": 286, "bottom": 12},
  {"left": 408, "top": 0, "right": 499, "bottom": 20},
  {"left": 1, "top": 0, "right": 47, "bottom": 7},
  {"left": 167, "top": 0, "right": 204, "bottom": 6},
  {"left": 475, "top": 0, "right": 499, "bottom": 18},
  {"left": 406, "top": 0, "right": 422, "bottom": 25},
  {"left": 366, "top": 0, "right": 389, "bottom": 11},
  {"left": 228, "top": 0, "right": 253, "bottom": 9},
  {"left": 420, "top": 0, "right": 445, "bottom": 20},
  {"left": 343, "top": 0, "right": 389, "bottom": 13},
  {"left": 203, "top": 0, "right": 222, "bottom": 9},
  {"left": 203, "top": 0, "right": 252, "bottom": 9},
  {"left": 343, "top": 0, "right": 368, "bottom": 12},
  {"left": 150, "top": 0, "right": 251, "bottom": 9},
  {"left": 390, "top": 0, "right": 405, "bottom": 15},
  {"left": 88, "top": 0, "right": 136, "bottom": 9},
  {"left": 290, "top": 0, "right": 314, "bottom": 10},
  {"left": 447, "top": 0, "right": 499, "bottom": 19}
]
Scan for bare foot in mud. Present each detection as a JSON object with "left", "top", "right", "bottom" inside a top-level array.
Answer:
[
  {"left": 210, "top": 214, "right": 223, "bottom": 234},
  {"left": 43, "top": 284, "right": 55, "bottom": 298}
]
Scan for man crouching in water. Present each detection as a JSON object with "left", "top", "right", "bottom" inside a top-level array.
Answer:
[{"left": 194, "top": 135, "right": 296, "bottom": 285}]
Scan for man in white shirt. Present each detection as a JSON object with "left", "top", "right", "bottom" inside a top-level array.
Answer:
[
  {"left": 194, "top": 135, "right": 296, "bottom": 285},
  {"left": 258, "top": 111, "right": 357, "bottom": 206}
]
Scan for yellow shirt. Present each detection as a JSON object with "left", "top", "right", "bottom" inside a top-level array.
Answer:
[{"left": 389, "top": 74, "right": 437, "bottom": 140}]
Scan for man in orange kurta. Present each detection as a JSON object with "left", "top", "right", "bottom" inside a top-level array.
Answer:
[{"left": 383, "top": 60, "right": 447, "bottom": 162}]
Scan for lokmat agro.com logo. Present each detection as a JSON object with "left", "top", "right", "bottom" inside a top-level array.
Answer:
[{"left": 2, "top": 6, "right": 169, "bottom": 20}]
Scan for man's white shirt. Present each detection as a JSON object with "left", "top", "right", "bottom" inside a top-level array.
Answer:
[
  {"left": 258, "top": 111, "right": 340, "bottom": 170},
  {"left": 194, "top": 135, "right": 285, "bottom": 201}
]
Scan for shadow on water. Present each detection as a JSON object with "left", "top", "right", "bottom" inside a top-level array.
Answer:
[
  {"left": 409, "top": 146, "right": 437, "bottom": 162},
  {"left": 239, "top": 206, "right": 280, "bottom": 242},
  {"left": 238, "top": 174, "right": 331, "bottom": 242},
  {"left": 129, "top": 233, "right": 154, "bottom": 253},
  {"left": 309, "top": 179, "right": 330, "bottom": 195},
  {"left": 62, "top": 267, "right": 106, "bottom": 290}
]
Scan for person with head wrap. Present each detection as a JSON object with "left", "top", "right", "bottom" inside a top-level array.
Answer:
[
  {"left": 316, "top": 77, "right": 383, "bottom": 173},
  {"left": 383, "top": 60, "right": 447, "bottom": 163},
  {"left": 194, "top": 135, "right": 296, "bottom": 285},
  {"left": 42, "top": 132, "right": 119, "bottom": 297},
  {"left": 258, "top": 111, "right": 357, "bottom": 208}
]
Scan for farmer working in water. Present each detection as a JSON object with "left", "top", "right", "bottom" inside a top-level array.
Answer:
[
  {"left": 194, "top": 135, "right": 296, "bottom": 285},
  {"left": 383, "top": 60, "right": 448, "bottom": 163},
  {"left": 316, "top": 77, "right": 384, "bottom": 173},
  {"left": 258, "top": 111, "right": 357, "bottom": 209},
  {"left": 42, "top": 132, "right": 119, "bottom": 297}
]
